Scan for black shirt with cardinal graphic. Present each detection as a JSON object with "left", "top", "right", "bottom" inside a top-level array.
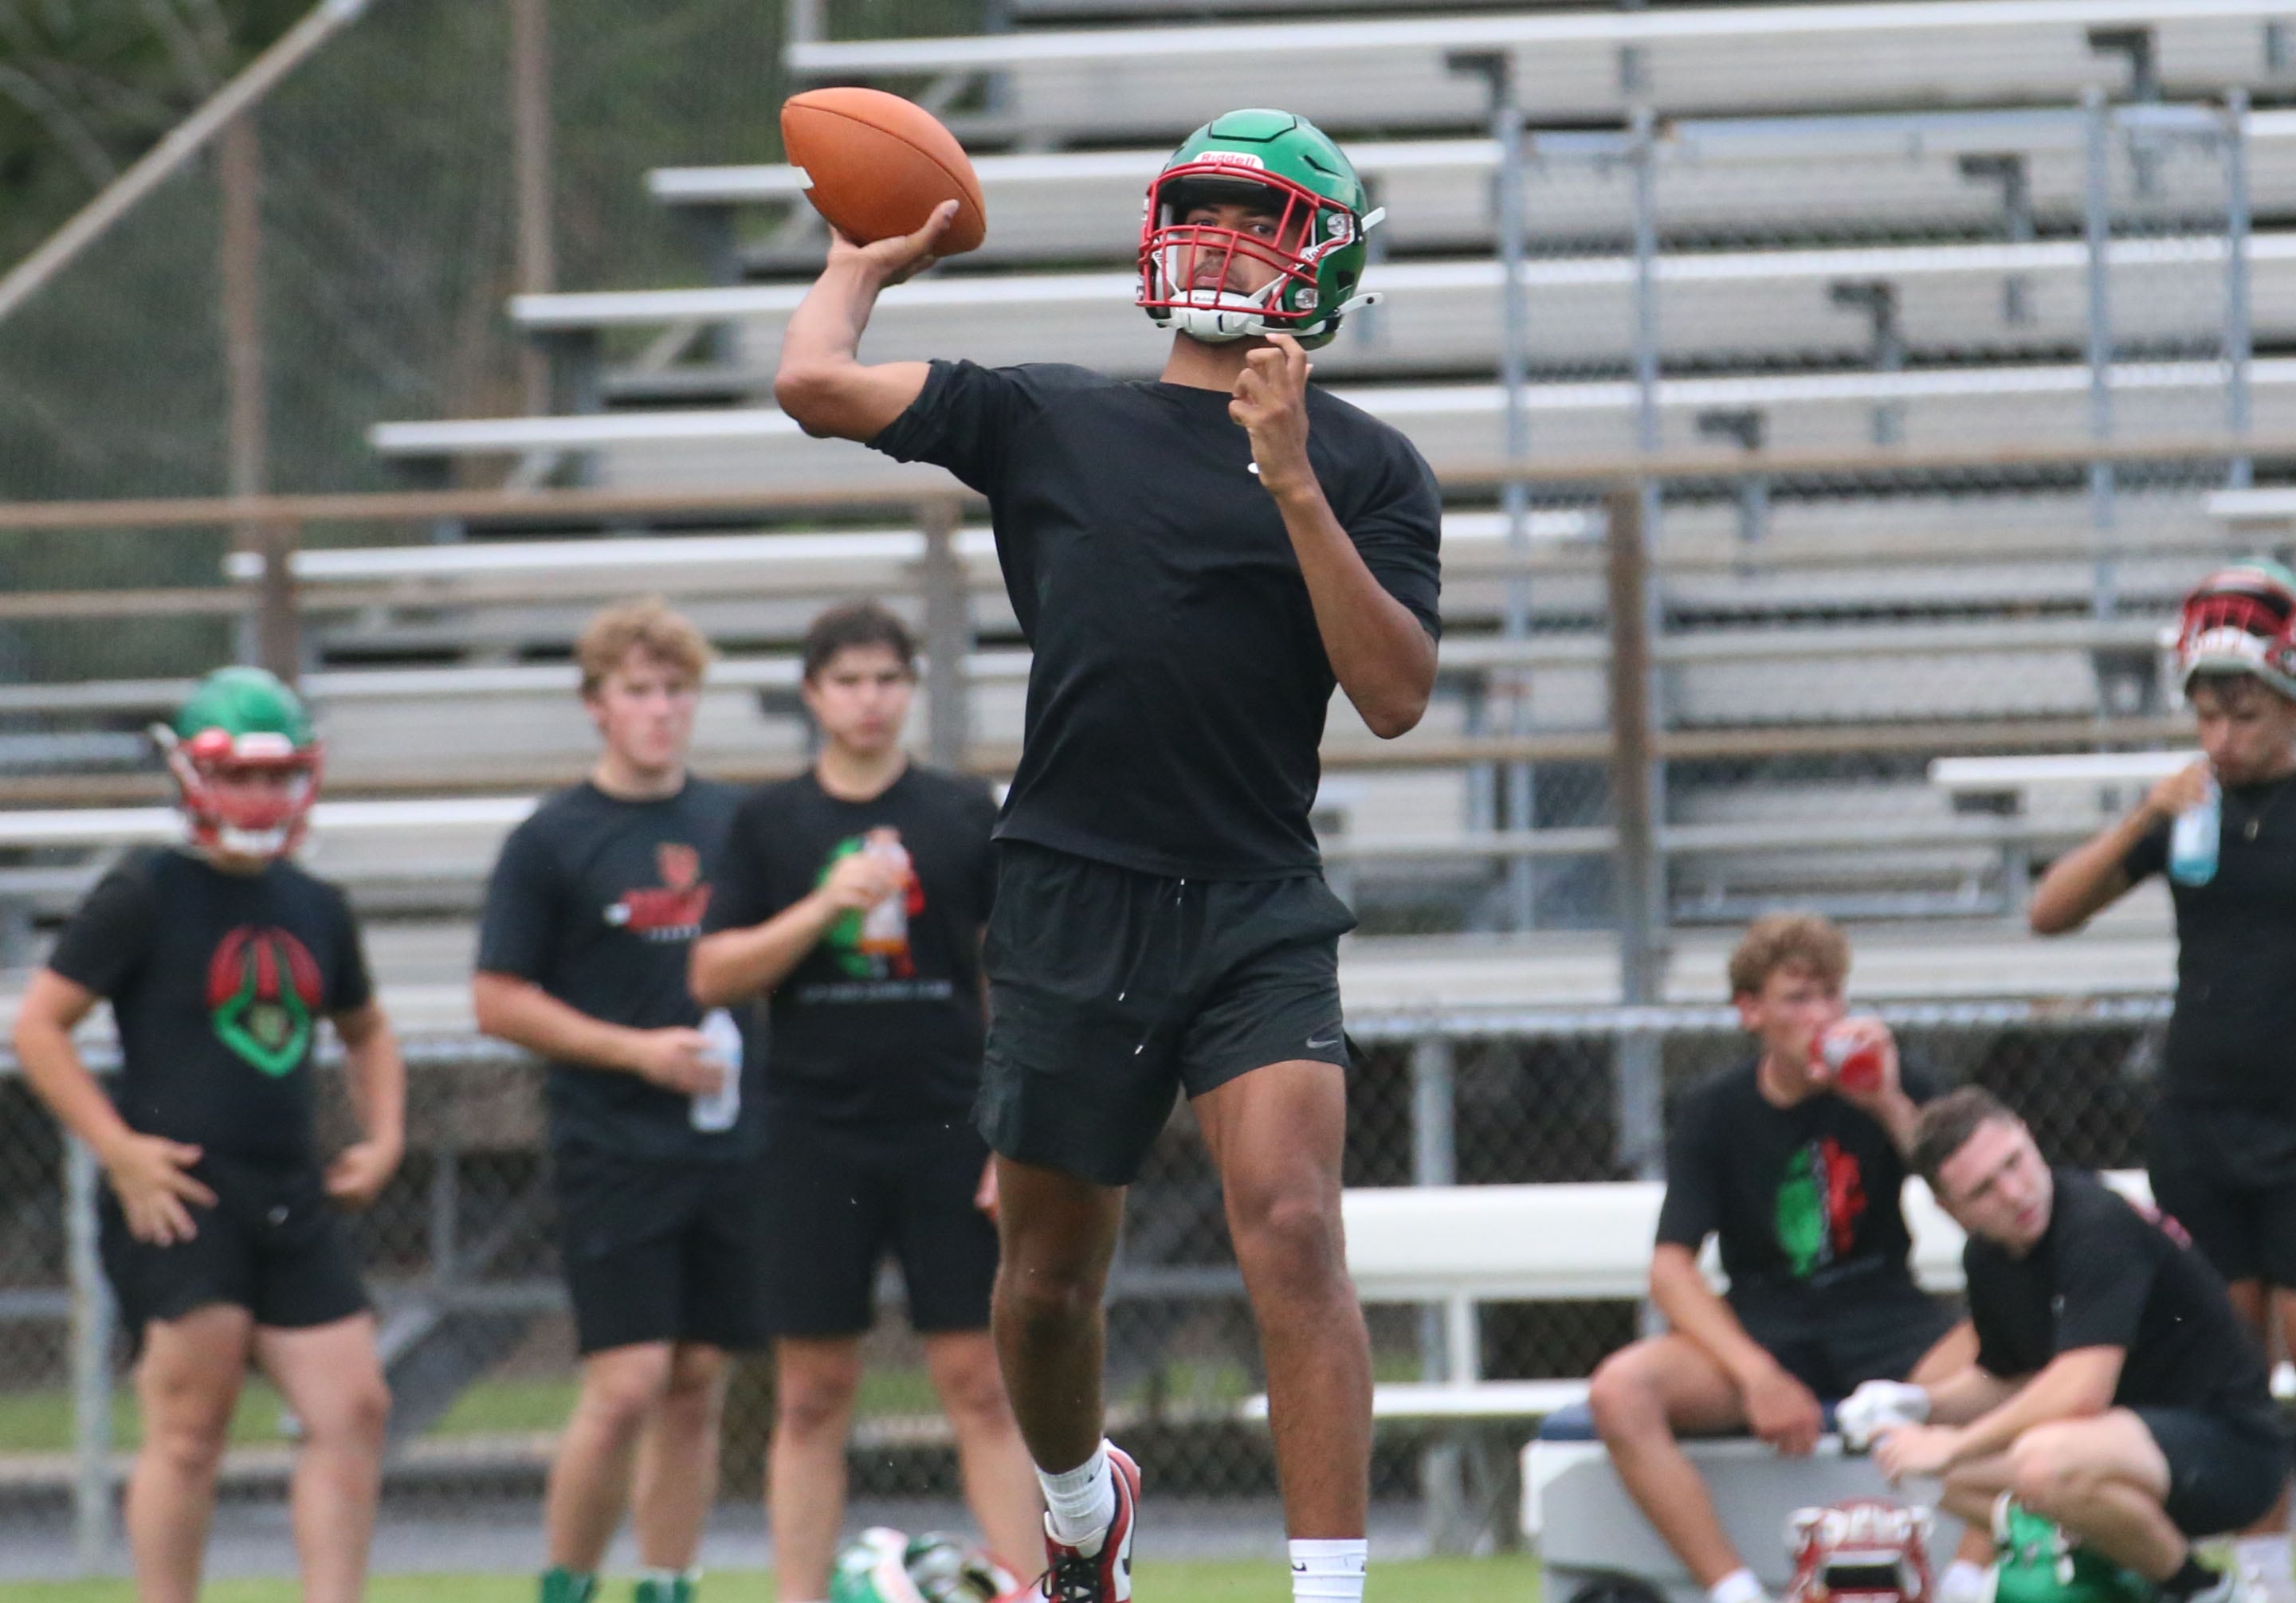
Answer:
[
  {"left": 46, "top": 846, "right": 373, "bottom": 1166},
  {"left": 477, "top": 778, "right": 752, "bottom": 1160}
]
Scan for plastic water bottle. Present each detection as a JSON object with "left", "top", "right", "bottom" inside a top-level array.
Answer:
[
  {"left": 690, "top": 1007, "right": 743, "bottom": 1133},
  {"left": 2168, "top": 777, "right": 2222, "bottom": 888}
]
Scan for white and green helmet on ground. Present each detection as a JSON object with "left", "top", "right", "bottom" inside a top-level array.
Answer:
[
  {"left": 1136, "top": 108, "right": 1384, "bottom": 350},
  {"left": 155, "top": 665, "right": 324, "bottom": 860},
  {"left": 2169, "top": 559, "right": 2296, "bottom": 703},
  {"left": 829, "top": 1527, "right": 1023, "bottom": 1603}
]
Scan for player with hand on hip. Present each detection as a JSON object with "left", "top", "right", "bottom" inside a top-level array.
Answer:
[
  {"left": 691, "top": 603, "right": 1040, "bottom": 1603},
  {"left": 471, "top": 601, "right": 757, "bottom": 1603},
  {"left": 12, "top": 667, "right": 403, "bottom": 1603},
  {"left": 773, "top": 109, "right": 1440, "bottom": 1603}
]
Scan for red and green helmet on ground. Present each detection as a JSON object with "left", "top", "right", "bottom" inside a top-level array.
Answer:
[
  {"left": 1136, "top": 108, "right": 1385, "bottom": 351},
  {"left": 156, "top": 666, "right": 323, "bottom": 860}
]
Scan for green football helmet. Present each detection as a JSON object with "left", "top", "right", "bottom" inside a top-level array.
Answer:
[
  {"left": 157, "top": 665, "right": 323, "bottom": 859},
  {"left": 829, "top": 1528, "right": 1022, "bottom": 1603},
  {"left": 1136, "top": 108, "right": 1384, "bottom": 351},
  {"left": 1990, "top": 1495, "right": 2157, "bottom": 1603}
]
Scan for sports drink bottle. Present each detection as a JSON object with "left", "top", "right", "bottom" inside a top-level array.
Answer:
[
  {"left": 690, "top": 1007, "right": 743, "bottom": 1133},
  {"left": 2168, "top": 777, "right": 2220, "bottom": 887},
  {"left": 1813, "top": 1025, "right": 1883, "bottom": 1093},
  {"left": 858, "top": 834, "right": 913, "bottom": 958}
]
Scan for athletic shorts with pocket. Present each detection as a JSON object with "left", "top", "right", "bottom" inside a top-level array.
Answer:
[
  {"left": 2133, "top": 1404, "right": 2290, "bottom": 1535},
  {"left": 1731, "top": 1279, "right": 1960, "bottom": 1400},
  {"left": 551, "top": 1144, "right": 770, "bottom": 1355},
  {"left": 756, "top": 1107, "right": 999, "bottom": 1337},
  {"left": 99, "top": 1154, "right": 368, "bottom": 1341},
  {"left": 977, "top": 841, "right": 1359, "bottom": 1188},
  {"left": 2147, "top": 1098, "right": 2296, "bottom": 1288}
]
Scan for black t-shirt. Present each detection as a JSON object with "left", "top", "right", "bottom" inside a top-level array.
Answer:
[
  {"left": 2124, "top": 776, "right": 2296, "bottom": 1111},
  {"left": 871, "top": 359, "right": 1443, "bottom": 880},
  {"left": 1655, "top": 1059, "right": 1937, "bottom": 1326},
  {"left": 1966, "top": 1167, "right": 2276, "bottom": 1429},
  {"left": 703, "top": 765, "right": 996, "bottom": 1125},
  {"left": 476, "top": 778, "right": 752, "bottom": 1160},
  {"left": 45, "top": 846, "right": 373, "bottom": 1166}
]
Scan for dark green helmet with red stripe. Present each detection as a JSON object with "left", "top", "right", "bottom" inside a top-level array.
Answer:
[{"left": 1137, "top": 108, "right": 1383, "bottom": 351}]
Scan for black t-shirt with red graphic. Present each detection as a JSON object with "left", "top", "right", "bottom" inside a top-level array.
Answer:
[
  {"left": 704, "top": 766, "right": 996, "bottom": 1125},
  {"left": 477, "top": 777, "right": 751, "bottom": 1160},
  {"left": 45, "top": 846, "right": 374, "bottom": 1166},
  {"left": 1655, "top": 1058, "right": 1939, "bottom": 1330}
]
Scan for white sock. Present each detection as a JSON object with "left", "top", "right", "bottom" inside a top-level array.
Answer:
[
  {"left": 2237, "top": 1536, "right": 2291, "bottom": 1588},
  {"left": 1712, "top": 1568, "right": 1767, "bottom": 1603},
  {"left": 1038, "top": 1441, "right": 1117, "bottom": 1546},
  {"left": 1940, "top": 1558, "right": 1992, "bottom": 1603},
  {"left": 1290, "top": 1538, "right": 1368, "bottom": 1602}
]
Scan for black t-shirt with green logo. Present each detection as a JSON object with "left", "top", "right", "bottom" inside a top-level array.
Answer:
[
  {"left": 45, "top": 846, "right": 373, "bottom": 1166},
  {"left": 1655, "top": 1058, "right": 1937, "bottom": 1328},
  {"left": 476, "top": 778, "right": 752, "bottom": 1161},
  {"left": 703, "top": 766, "right": 996, "bottom": 1124}
]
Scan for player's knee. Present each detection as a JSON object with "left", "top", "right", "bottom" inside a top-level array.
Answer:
[
  {"left": 932, "top": 1348, "right": 1015, "bottom": 1428},
  {"left": 1587, "top": 1352, "right": 1665, "bottom": 1444},
  {"left": 324, "top": 1373, "right": 391, "bottom": 1449},
  {"left": 2008, "top": 1429, "right": 2095, "bottom": 1515},
  {"left": 999, "top": 1259, "right": 1104, "bottom": 1331},
  {"left": 776, "top": 1358, "right": 861, "bottom": 1436},
  {"left": 581, "top": 1349, "right": 674, "bottom": 1427},
  {"left": 1231, "top": 1185, "right": 1344, "bottom": 1300},
  {"left": 146, "top": 1409, "right": 232, "bottom": 1479}
]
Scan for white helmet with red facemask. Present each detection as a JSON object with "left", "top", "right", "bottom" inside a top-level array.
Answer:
[
  {"left": 2168, "top": 560, "right": 2296, "bottom": 704},
  {"left": 1138, "top": 108, "right": 1384, "bottom": 350},
  {"left": 1785, "top": 1499, "right": 1935, "bottom": 1603},
  {"left": 156, "top": 667, "right": 323, "bottom": 860}
]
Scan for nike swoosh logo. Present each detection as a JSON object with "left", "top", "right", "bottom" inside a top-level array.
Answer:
[
  {"left": 1292, "top": 1562, "right": 1309, "bottom": 1573},
  {"left": 1306, "top": 1035, "right": 1340, "bottom": 1049}
]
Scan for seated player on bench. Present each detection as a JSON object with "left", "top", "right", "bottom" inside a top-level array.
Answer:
[
  {"left": 1870, "top": 1088, "right": 2288, "bottom": 1603},
  {"left": 1588, "top": 914, "right": 1977, "bottom": 1603}
]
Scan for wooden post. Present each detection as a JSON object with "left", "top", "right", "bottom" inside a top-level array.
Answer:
[
  {"left": 1606, "top": 483, "right": 1666, "bottom": 1179},
  {"left": 253, "top": 518, "right": 300, "bottom": 682},
  {"left": 509, "top": 0, "right": 556, "bottom": 413},
  {"left": 218, "top": 112, "right": 292, "bottom": 676}
]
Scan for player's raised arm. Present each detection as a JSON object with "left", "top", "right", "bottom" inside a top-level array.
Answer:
[
  {"left": 2027, "top": 761, "right": 2201, "bottom": 935},
  {"left": 773, "top": 202, "right": 957, "bottom": 443}
]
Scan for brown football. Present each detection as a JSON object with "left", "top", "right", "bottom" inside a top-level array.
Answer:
[{"left": 780, "top": 88, "right": 988, "bottom": 255}]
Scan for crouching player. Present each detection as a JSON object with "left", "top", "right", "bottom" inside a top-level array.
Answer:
[
  {"left": 12, "top": 668, "right": 403, "bottom": 1603},
  {"left": 1588, "top": 914, "right": 1976, "bottom": 1603},
  {"left": 1872, "top": 1088, "right": 2289, "bottom": 1603}
]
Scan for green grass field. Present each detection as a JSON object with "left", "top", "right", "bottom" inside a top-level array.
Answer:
[{"left": 0, "top": 1558, "right": 1541, "bottom": 1601}]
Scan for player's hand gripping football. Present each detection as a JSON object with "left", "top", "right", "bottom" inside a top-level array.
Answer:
[
  {"left": 629, "top": 1026, "right": 725, "bottom": 1097},
  {"left": 826, "top": 198, "right": 958, "bottom": 288},
  {"left": 101, "top": 1133, "right": 217, "bottom": 1245},
  {"left": 1743, "top": 1359, "right": 1826, "bottom": 1456},
  {"left": 325, "top": 1135, "right": 405, "bottom": 1209},
  {"left": 2141, "top": 758, "right": 2214, "bottom": 825},
  {"left": 1230, "top": 332, "right": 1318, "bottom": 498}
]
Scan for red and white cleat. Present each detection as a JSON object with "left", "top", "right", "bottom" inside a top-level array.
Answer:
[{"left": 1037, "top": 1445, "right": 1141, "bottom": 1602}]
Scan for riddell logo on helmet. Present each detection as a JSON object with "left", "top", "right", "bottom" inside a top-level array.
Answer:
[{"left": 1197, "top": 151, "right": 1266, "bottom": 169}]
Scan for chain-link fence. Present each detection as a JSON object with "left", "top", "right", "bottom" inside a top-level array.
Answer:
[{"left": 0, "top": 996, "right": 2176, "bottom": 1570}]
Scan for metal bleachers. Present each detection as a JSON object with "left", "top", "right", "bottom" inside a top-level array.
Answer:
[{"left": 783, "top": 0, "right": 2296, "bottom": 140}]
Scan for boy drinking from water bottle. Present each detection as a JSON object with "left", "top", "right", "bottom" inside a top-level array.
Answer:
[{"left": 472, "top": 598, "right": 759, "bottom": 1603}]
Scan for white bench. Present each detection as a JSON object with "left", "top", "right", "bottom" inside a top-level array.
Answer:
[{"left": 785, "top": 1, "right": 2292, "bottom": 139}]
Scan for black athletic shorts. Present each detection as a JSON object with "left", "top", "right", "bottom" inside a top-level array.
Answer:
[
  {"left": 1730, "top": 1280, "right": 1959, "bottom": 1400},
  {"left": 2133, "top": 1404, "right": 2289, "bottom": 1535},
  {"left": 551, "top": 1144, "right": 769, "bottom": 1356},
  {"left": 757, "top": 1107, "right": 999, "bottom": 1337},
  {"left": 977, "top": 841, "right": 1359, "bottom": 1188},
  {"left": 2147, "top": 1099, "right": 2296, "bottom": 1288},
  {"left": 99, "top": 1153, "right": 368, "bottom": 1341}
]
